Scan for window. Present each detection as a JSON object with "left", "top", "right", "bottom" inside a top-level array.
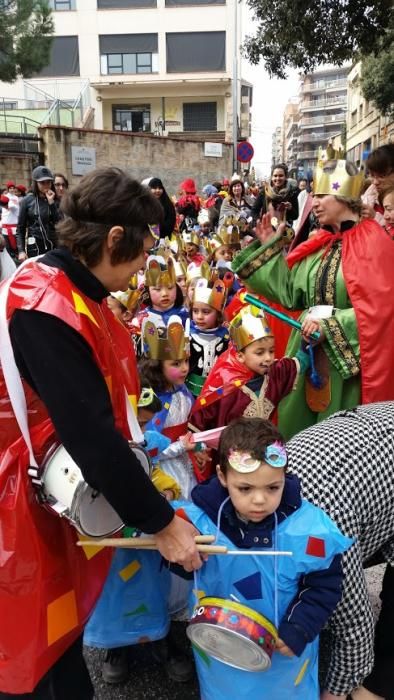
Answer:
[
  {"left": 0, "top": 101, "right": 17, "bottom": 110},
  {"left": 48, "top": 0, "right": 76, "bottom": 9},
  {"left": 166, "top": 32, "right": 225, "bottom": 72},
  {"left": 183, "top": 102, "right": 217, "bottom": 131},
  {"left": 165, "top": 0, "right": 224, "bottom": 5},
  {"left": 100, "top": 34, "right": 158, "bottom": 75},
  {"left": 98, "top": 0, "right": 156, "bottom": 7},
  {"left": 37, "top": 36, "right": 79, "bottom": 76},
  {"left": 350, "top": 109, "right": 357, "bottom": 128}
]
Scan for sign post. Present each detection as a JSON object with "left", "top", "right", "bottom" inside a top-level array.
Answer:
[{"left": 237, "top": 141, "right": 254, "bottom": 164}]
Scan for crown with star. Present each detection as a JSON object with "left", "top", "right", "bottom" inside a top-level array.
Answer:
[
  {"left": 142, "top": 315, "right": 190, "bottom": 361},
  {"left": 192, "top": 277, "right": 227, "bottom": 312},
  {"left": 229, "top": 304, "right": 273, "bottom": 351},
  {"left": 313, "top": 159, "right": 364, "bottom": 199}
]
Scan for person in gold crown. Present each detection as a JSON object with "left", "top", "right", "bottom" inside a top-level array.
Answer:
[
  {"left": 137, "top": 255, "right": 189, "bottom": 330},
  {"left": 232, "top": 159, "right": 394, "bottom": 439},
  {"left": 190, "top": 304, "right": 310, "bottom": 437}
]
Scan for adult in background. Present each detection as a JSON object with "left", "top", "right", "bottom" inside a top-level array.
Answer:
[
  {"left": 218, "top": 178, "right": 253, "bottom": 226},
  {"left": 232, "top": 159, "right": 394, "bottom": 438},
  {"left": 287, "top": 402, "right": 394, "bottom": 700},
  {"left": 265, "top": 163, "right": 299, "bottom": 224},
  {"left": 362, "top": 144, "right": 394, "bottom": 225},
  {"left": 147, "top": 177, "right": 176, "bottom": 237},
  {"left": 0, "top": 167, "right": 202, "bottom": 699},
  {"left": 16, "top": 165, "right": 60, "bottom": 260}
]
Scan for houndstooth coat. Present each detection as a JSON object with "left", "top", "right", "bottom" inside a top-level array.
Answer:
[{"left": 287, "top": 401, "right": 394, "bottom": 695}]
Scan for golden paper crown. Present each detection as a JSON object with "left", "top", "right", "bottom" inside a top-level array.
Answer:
[
  {"left": 173, "top": 255, "right": 187, "bottom": 279},
  {"left": 143, "top": 316, "right": 190, "bottom": 360},
  {"left": 229, "top": 304, "right": 273, "bottom": 351},
  {"left": 111, "top": 275, "right": 140, "bottom": 310},
  {"left": 223, "top": 215, "right": 249, "bottom": 232},
  {"left": 313, "top": 159, "right": 364, "bottom": 198},
  {"left": 192, "top": 277, "right": 227, "bottom": 312},
  {"left": 186, "top": 260, "right": 212, "bottom": 283},
  {"left": 213, "top": 225, "right": 240, "bottom": 249},
  {"left": 182, "top": 230, "right": 201, "bottom": 247},
  {"left": 145, "top": 255, "right": 176, "bottom": 287}
]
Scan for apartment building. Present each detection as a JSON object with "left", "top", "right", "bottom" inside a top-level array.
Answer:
[
  {"left": 271, "top": 125, "right": 283, "bottom": 167},
  {"left": 282, "top": 98, "right": 299, "bottom": 174},
  {"left": 0, "top": 0, "right": 252, "bottom": 141},
  {"left": 346, "top": 62, "right": 394, "bottom": 166},
  {"left": 298, "top": 66, "right": 349, "bottom": 177}
]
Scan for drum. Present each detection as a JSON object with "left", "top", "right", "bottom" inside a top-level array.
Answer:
[
  {"left": 187, "top": 597, "right": 277, "bottom": 672},
  {"left": 36, "top": 442, "right": 151, "bottom": 538}
]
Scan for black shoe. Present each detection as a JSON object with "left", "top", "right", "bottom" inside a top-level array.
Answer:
[
  {"left": 165, "top": 653, "right": 194, "bottom": 683},
  {"left": 102, "top": 647, "right": 129, "bottom": 684}
]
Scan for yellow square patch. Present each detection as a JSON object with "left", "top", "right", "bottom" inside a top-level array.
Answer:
[
  {"left": 234, "top": 380, "right": 242, "bottom": 387},
  {"left": 164, "top": 402, "right": 170, "bottom": 409},
  {"left": 119, "top": 559, "right": 141, "bottom": 582},
  {"left": 200, "top": 398, "right": 206, "bottom": 406}
]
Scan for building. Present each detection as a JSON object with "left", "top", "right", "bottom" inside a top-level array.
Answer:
[
  {"left": 282, "top": 98, "right": 300, "bottom": 175},
  {"left": 0, "top": 0, "right": 252, "bottom": 143},
  {"left": 297, "top": 66, "right": 349, "bottom": 178},
  {"left": 271, "top": 125, "right": 283, "bottom": 167},
  {"left": 346, "top": 62, "right": 394, "bottom": 166}
]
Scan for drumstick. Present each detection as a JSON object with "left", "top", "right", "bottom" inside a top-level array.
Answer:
[{"left": 77, "top": 538, "right": 292, "bottom": 556}]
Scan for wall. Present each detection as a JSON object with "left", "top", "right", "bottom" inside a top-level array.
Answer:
[
  {"left": 0, "top": 154, "right": 37, "bottom": 188},
  {"left": 39, "top": 125, "right": 233, "bottom": 193}
]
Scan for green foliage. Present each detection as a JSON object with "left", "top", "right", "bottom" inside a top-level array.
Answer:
[
  {"left": 0, "top": 0, "right": 54, "bottom": 82},
  {"left": 243, "top": 0, "right": 392, "bottom": 78},
  {"left": 360, "top": 30, "right": 394, "bottom": 119}
]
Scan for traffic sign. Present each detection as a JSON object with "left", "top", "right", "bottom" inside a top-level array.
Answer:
[{"left": 237, "top": 141, "right": 254, "bottom": 163}]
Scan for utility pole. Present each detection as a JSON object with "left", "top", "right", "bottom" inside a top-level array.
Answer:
[{"left": 232, "top": 0, "right": 239, "bottom": 174}]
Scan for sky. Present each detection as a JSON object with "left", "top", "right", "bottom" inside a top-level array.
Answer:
[{"left": 239, "top": 2, "right": 300, "bottom": 177}]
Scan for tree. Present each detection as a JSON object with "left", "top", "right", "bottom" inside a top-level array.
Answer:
[
  {"left": 360, "top": 30, "right": 394, "bottom": 119},
  {"left": 0, "top": 0, "right": 54, "bottom": 82},
  {"left": 242, "top": 0, "right": 392, "bottom": 79}
]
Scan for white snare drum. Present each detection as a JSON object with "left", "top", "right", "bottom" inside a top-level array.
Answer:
[{"left": 31, "top": 442, "right": 151, "bottom": 538}]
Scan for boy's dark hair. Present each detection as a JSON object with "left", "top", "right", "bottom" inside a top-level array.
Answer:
[
  {"left": 366, "top": 144, "right": 394, "bottom": 176},
  {"left": 138, "top": 357, "right": 169, "bottom": 394},
  {"left": 57, "top": 167, "right": 163, "bottom": 267},
  {"left": 143, "top": 282, "right": 184, "bottom": 308},
  {"left": 218, "top": 417, "right": 285, "bottom": 474}
]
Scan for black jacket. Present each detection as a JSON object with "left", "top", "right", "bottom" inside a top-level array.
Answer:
[{"left": 16, "top": 193, "right": 60, "bottom": 252}]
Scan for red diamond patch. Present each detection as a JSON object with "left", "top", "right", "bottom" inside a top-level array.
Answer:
[{"left": 306, "top": 536, "right": 326, "bottom": 558}]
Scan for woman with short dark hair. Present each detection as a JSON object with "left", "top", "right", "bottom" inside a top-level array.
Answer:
[
  {"left": 218, "top": 178, "right": 253, "bottom": 226},
  {"left": 147, "top": 177, "right": 176, "bottom": 237},
  {"left": 0, "top": 167, "right": 203, "bottom": 700}
]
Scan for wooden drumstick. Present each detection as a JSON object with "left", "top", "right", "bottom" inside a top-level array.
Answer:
[{"left": 77, "top": 537, "right": 292, "bottom": 556}]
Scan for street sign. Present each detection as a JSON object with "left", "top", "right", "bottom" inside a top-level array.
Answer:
[
  {"left": 204, "top": 142, "right": 223, "bottom": 158},
  {"left": 71, "top": 146, "right": 96, "bottom": 176},
  {"left": 237, "top": 141, "right": 254, "bottom": 163}
]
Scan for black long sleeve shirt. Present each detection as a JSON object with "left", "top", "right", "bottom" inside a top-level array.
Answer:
[{"left": 9, "top": 248, "right": 174, "bottom": 534}]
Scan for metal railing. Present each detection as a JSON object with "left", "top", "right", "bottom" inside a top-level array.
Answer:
[
  {"left": 301, "top": 97, "right": 346, "bottom": 110},
  {"left": 300, "top": 113, "right": 346, "bottom": 127},
  {"left": 302, "top": 78, "right": 347, "bottom": 92},
  {"left": 297, "top": 149, "right": 320, "bottom": 159},
  {"left": 298, "top": 133, "right": 338, "bottom": 144}
]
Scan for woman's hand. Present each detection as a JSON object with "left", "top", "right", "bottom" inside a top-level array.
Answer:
[
  {"left": 301, "top": 318, "right": 325, "bottom": 344},
  {"left": 154, "top": 514, "right": 205, "bottom": 571},
  {"left": 18, "top": 251, "right": 28, "bottom": 262},
  {"left": 46, "top": 189, "right": 56, "bottom": 205},
  {"left": 255, "top": 213, "right": 284, "bottom": 244},
  {"left": 179, "top": 432, "right": 197, "bottom": 451},
  {"left": 320, "top": 691, "right": 347, "bottom": 700},
  {"left": 361, "top": 203, "right": 376, "bottom": 220},
  {"left": 275, "top": 638, "right": 295, "bottom": 657}
]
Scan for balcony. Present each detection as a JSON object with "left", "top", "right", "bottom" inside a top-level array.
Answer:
[
  {"left": 299, "top": 113, "right": 346, "bottom": 128},
  {"left": 298, "top": 132, "right": 336, "bottom": 144},
  {"left": 297, "top": 149, "right": 320, "bottom": 159},
  {"left": 301, "top": 96, "right": 346, "bottom": 111},
  {"left": 302, "top": 78, "right": 347, "bottom": 93}
]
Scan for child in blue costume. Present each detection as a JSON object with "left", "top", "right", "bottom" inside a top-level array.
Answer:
[
  {"left": 84, "top": 387, "right": 190, "bottom": 684},
  {"left": 137, "top": 255, "right": 189, "bottom": 330},
  {"left": 174, "top": 417, "right": 353, "bottom": 700}
]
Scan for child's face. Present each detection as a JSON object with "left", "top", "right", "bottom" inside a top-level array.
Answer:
[
  {"left": 200, "top": 223, "right": 211, "bottom": 236},
  {"left": 162, "top": 358, "right": 190, "bottom": 386},
  {"left": 149, "top": 284, "right": 177, "bottom": 311},
  {"left": 107, "top": 295, "right": 124, "bottom": 321},
  {"left": 217, "top": 463, "right": 285, "bottom": 522},
  {"left": 137, "top": 407, "right": 154, "bottom": 432},
  {"left": 237, "top": 337, "right": 275, "bottom": 375},
  {"left": 177, "top": 275, "right": 187, "bottom": 298},
  {"left": 383, "top": 192, "right": 394, "bottom": 226},
  {"left": 186, "top": 243, "right": 198, "bottom": 258},
  {"left": 192, "top": 301, "right": 219, "bottom": 330},
  {"left": 187, "top": 278, "right": 198, "bottom": 302},
  {"left": 214, "top": 245, "right": 233, "bottom": 262}
]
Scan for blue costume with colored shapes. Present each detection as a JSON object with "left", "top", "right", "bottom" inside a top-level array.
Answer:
[{"left": 176, "top": 475, "right": 352, "bottom": 700}]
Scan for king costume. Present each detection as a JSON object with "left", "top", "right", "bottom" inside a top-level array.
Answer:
[{"left": 232, "top": 160, "right": 394, "bottom": 438}]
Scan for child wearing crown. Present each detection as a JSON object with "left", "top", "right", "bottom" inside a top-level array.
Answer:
[
  {"left": 137, "top": 255, "right": 189, "bottom": 331},
  {"left": 182, "top": 230, "right": 206, "bottom": 265},
  {"left": 208, "top": 224, "right": 241, "bottom": 266},
  {"left": 173, "top": 417, "right": 352, "bottom": 700},
  {"left": 190, "top": 304, "right": 311, "bottom": 434},
  {"left": 187, "top": 276, "right": 229, "bottom": 398}
]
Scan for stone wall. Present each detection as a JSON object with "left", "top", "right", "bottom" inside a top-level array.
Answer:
[
  {"left": 0, "top": 154, "right": 38, "bottom": 189},
  {"left": 39, "top": 125, "right": 233, "bottom": 194}
]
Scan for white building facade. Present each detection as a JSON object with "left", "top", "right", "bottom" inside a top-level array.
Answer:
[{"left": 0, "top": 0, "right": 252, "bottom": 141}]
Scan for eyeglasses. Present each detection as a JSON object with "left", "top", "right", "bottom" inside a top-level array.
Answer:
[{"left": 54, "top": 182, "right": 66, "bottom": 188}]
